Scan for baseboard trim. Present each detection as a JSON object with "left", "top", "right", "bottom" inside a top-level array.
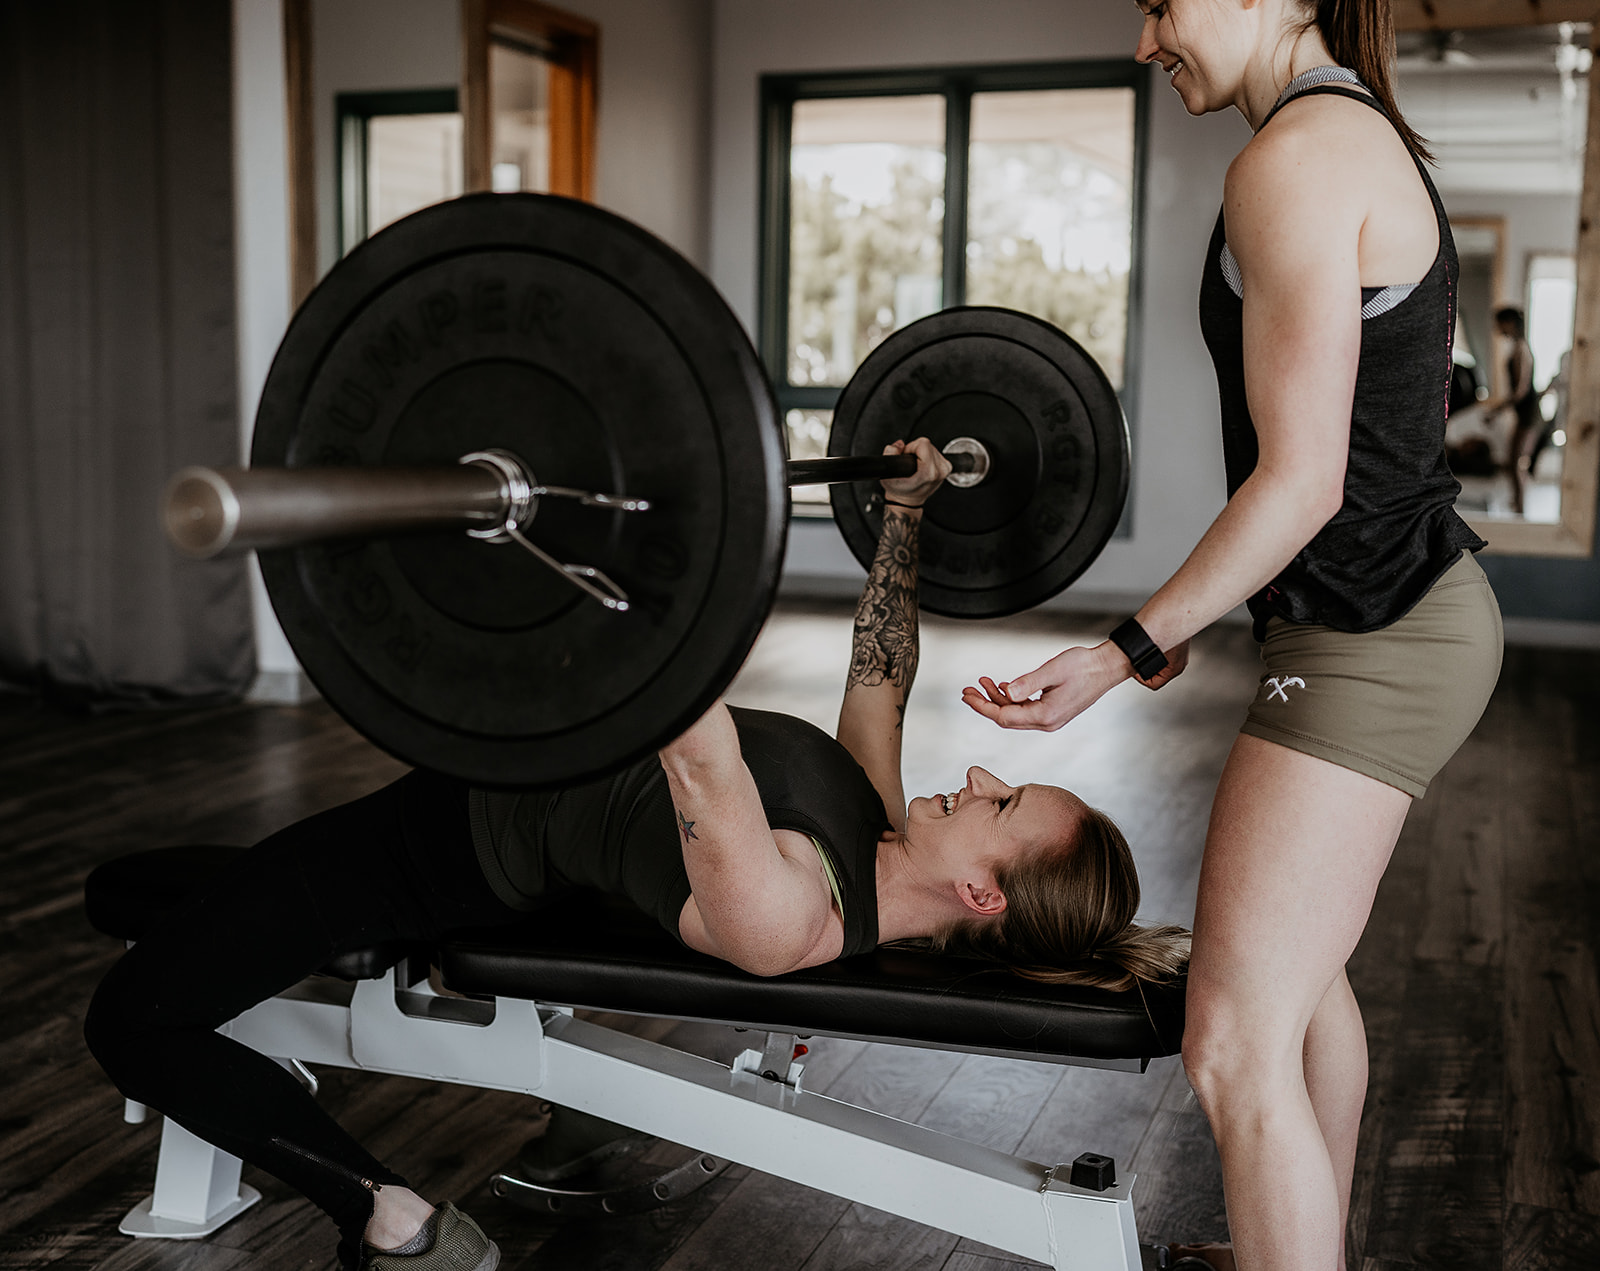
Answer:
[
  {"left": 1500, "top": 616, "right": 1600, "bottom": 649},
  {"left": 246, "top": 669, "right": 319, "bottom": 705}
]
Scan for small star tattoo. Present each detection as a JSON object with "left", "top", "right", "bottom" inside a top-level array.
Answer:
[{"left": 677, "top": 810, "right": 699, "bottom": 841}]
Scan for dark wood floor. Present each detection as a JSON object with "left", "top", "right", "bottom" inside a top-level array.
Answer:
[{"left": 0, "top": 602, "right": 1595, "bottom": 1269}]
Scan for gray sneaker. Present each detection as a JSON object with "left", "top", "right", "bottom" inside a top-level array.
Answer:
[{"left": 360, "top": 1203, "right": 500, "bottom": 1271}]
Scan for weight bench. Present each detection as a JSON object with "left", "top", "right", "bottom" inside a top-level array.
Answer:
[{"left": 86, "top": 846, "right": 1186, "bottom": 1270}]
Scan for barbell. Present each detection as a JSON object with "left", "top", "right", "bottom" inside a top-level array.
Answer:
[{"left": 163, "top": 194, "right": 1128, "bottom": 788}]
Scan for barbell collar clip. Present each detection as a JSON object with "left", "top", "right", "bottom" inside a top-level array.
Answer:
[
  {"left": 532, "top": 486, "right": 651, "bottom": 512},
  {"left": 503, "top": 522, "right": 632, "bottom": 613},
  {"left": 461, "top": 450, "right": 650, "bottom": 546}
]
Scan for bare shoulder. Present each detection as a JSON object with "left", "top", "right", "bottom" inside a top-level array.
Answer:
[
  {"left": 1225, "top": 92, "right": 1435, "bottom": 285},
  {"left": 1222, "top": 109, "right": 1365, "bottom": 266},
  {"left": 1226, "top": 93, "right": 1401, "bottom": 205}
]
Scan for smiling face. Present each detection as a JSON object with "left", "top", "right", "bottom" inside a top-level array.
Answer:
[
  {"left": 905, "top": 767, "right": 1086, "bottom": 913},
  {"left": 1133, "top": 0, "right": 1259, "bottom": 118}
]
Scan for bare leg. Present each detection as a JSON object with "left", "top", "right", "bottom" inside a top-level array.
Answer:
[
  {"left": 1181, "top": 734, "right": 1411, "bottom": 1271},
  {"left": 1304, "top": 970, "right": 1367, "bottom": 1265},
  {"left": 1168, "top": 974, "right": 1365, "bottom": 1271},
  {"left": 366, "top": 1188, "right": 436, "bottom": 1251}
]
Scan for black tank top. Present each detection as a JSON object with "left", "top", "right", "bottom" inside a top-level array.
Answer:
[
  {"left": 467, "top": 707, "right": 890, "bottom": 957},
  {"left": 1509, "top": 344, "right": 1542, "bottom": 432},
  {"left": 1197, "top": 72, "right": 1485, "bottom": 639}
]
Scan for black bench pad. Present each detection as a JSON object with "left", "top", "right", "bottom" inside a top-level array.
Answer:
[
  {"left": 85, "top": 848, "right": 1185, "bottom": 1064},
  {"left": 440, "top": 908, "right": 1184, "bottom": 1064}
]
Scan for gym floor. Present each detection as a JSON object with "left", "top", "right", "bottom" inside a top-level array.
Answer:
[{"left": 0, "top": 601, "right": 1596, "bottom": 1269}]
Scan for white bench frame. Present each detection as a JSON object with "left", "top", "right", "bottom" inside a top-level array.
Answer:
[{"left": 119, "top": 966, "right": 1148, "bottom": 1270}]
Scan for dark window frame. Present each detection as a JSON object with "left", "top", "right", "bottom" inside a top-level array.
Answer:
[
  {"left": 336, "top": 87, "right": 460, "bottom": 256},
  {"left": 759, "top": 61, "right": 1151, "bottom": 525}
]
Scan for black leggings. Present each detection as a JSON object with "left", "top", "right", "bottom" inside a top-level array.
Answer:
[{"left": 84, "top": 770, "right": 524, "bottom": 1268}]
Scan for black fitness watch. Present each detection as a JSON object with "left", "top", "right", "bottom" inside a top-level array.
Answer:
[{"left": 1108, "top": 618, "right": 1168, "bottom": 680}]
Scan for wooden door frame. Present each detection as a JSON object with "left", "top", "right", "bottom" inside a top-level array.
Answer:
[
  {"left": 461, "top": 0, "right": 598, "bottom": 200},
  {"left": 283, "top": 0, "right": 317, "bottom": 307}
]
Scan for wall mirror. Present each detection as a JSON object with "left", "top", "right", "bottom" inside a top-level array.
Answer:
[{"left": 1395, "top": 1, "right": 1599, "bottom": 557}]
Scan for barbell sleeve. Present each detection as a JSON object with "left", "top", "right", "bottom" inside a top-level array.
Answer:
[{"left": 163, "top": 464, "right": 509, "bottom": 558}]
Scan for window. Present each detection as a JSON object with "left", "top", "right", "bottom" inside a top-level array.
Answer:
[
  {"left": 761, "top": 63, "right": 1148, "bottom": 511},
  {"left": 1526, "top": 251, "right": 1576, "bottom": 395},
  {"left": 337, "top": 90, "right": 462, "bottom": 254}
]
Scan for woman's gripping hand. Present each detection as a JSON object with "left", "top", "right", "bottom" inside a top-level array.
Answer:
[{"left": 879, "top": 437, "right": 951, "bottom": 508}]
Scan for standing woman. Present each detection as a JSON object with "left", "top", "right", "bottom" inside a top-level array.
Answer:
[
  {"left": 964, "top": 2, "right": 1502, "bottom": 1268},
  {"left": 1483, "top": 305, "right": 1543, "bottom": 513}
]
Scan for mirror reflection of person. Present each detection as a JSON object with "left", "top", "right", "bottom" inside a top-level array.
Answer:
[
  {"left": 964, "top": 3, "right": 1504, "bottom": 1269},
  {"left": 85, "top": 439, "right": 1188, "bottom": 1271},
  {"left": 1482, "top": 304, "right": 1543, "bottom": 514}
]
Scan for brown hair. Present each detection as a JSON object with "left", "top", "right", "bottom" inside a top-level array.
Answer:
[
  {"left": 924, "top": 805, "right": 1190, "bottom": 993},
  {"left": 1297, "top": 0, "right": 1433, "bottom": 161}
]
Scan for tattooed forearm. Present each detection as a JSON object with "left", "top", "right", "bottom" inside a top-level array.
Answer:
[{"left": 847, "top": 508, "right": 920, "bottom": 700}]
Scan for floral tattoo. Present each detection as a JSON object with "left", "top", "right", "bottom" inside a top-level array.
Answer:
[{"left": 847, "top": 510, "right": 919, "bottom": 721}]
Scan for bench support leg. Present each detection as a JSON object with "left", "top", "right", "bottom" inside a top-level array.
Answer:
[
  {"left": 119, "top": 1116, "right": 262, "bottom": 1239},
  {"left": 539, "top": 1014, "right": 1143, "bottom": 1270}
]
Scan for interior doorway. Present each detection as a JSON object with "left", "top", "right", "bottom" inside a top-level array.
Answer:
[{"left": 462, "top": 0, "right": 598, "bottom": 200}]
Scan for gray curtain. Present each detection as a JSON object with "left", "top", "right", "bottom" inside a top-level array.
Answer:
[{"left": 0, "top": 0, "right": 255, "bottom": 703}]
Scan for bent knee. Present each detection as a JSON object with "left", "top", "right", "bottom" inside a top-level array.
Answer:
[{"left": 1180, "top": 1005, "right": 1305, "bottom": 1112}]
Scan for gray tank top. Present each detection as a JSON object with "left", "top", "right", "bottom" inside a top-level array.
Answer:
[{"left": 1197, "top": 69, "right": 1484, "bottom": 639}]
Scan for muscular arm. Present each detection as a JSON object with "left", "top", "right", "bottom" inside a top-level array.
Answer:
[
  {"left": 664, "top": 439, "right": 947, "bottom": 966},
  {"left": 835, "top": 438, "right": 949, "bottom": 827},
  {"left": 659, "top": 705, "right": 839, "bottom": 976},
  {"left": 837, "top": 505, "right": 922, "bottom": 829}
]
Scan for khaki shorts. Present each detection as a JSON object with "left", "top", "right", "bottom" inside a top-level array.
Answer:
[{"left": 1241, "top": 552, "right": 1503, "bottom": 797}]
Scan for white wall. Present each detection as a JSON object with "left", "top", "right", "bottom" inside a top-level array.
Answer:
[
  {"left": 709, "top": 0, "right": 1251, "bottom": 609},
  {"left": 1443, "top": 189, "right": 1580, "bottom": 307},
  {"left": 311, "top": 0, "right": 462, "bottom": 276},
  {"left": 311, "top": 0, "right": 712, "bottom": 273},
  {"left": 564, "top": 0, "right": 713, "bottom": 266},
  {"left": 233, "top": 0, "right": 305, "bottom": 697}
]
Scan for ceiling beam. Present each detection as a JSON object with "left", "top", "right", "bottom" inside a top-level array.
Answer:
[{"left": 1394, "top": 0, "right": 1600, "bottom": 31}]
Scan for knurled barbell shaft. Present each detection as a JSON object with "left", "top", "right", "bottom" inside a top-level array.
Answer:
[{"left": 784, "top": 451, "right": 977, "bottom": 485}]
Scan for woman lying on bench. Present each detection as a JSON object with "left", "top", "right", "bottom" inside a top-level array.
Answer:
[{"left": 85, "top": 437, "right": 1188, "bottom": 1271}]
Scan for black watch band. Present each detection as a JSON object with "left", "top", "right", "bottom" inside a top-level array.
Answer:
[{"left": 1108, "top": 618, "right": 1168, "bottom": 679}]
